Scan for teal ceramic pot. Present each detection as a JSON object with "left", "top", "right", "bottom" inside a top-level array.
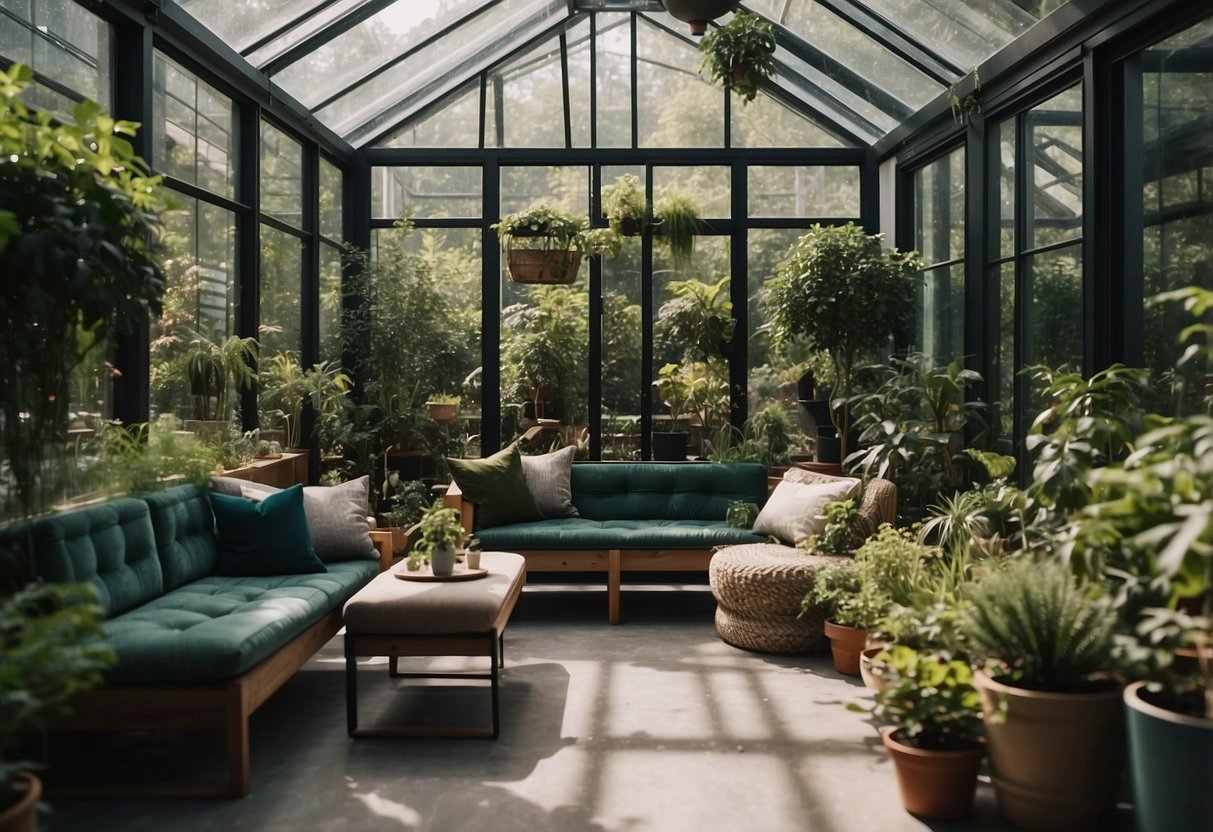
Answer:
[{"left": 1124, "top": 681, "right": 1213, "bottom": 832}]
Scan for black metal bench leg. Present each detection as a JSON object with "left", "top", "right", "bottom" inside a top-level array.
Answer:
[
  {"left": 345, "top": 632, "right": 358, "bottom": 736},
  {"left": 490, "top": 630, "right": 500, "bottom": 738}
]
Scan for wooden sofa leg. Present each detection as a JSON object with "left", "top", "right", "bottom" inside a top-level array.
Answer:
[
  {"left": 226, "top": 681, "right": 251, "bottom": 797},
  {"left": 608, "top": 549, "right": 622, "bottom": 625}
]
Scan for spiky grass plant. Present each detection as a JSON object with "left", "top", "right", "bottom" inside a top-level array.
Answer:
[{"left": 962, "top": 558, "right": 1116, "bottom": 692}]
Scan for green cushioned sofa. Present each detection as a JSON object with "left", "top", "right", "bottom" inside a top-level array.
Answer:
[
  {"left": 0, "top": 484, "right": 390, "bottom": 797},
  {"left": 445, "top": 462, "right": 768, "bottom": 623}
]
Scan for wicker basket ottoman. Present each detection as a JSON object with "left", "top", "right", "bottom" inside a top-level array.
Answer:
[{"left": 709, "top": 543, "right": 844, "bottom": 655}]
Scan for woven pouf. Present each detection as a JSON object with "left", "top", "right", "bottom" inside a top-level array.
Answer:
[{"left": 709, "top": 543, "right": 843, "bottom": 655}]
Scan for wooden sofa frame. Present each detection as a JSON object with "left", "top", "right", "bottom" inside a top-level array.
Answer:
[{"left": 47, "top": 529, "right": 394, "bottom": 798}]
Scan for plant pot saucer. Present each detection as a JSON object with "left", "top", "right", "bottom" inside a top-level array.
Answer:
[{"left": 395, "top": 565, "right": 489, "bottom": 582}]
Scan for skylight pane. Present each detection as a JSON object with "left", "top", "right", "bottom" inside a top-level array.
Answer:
[
  {"left": 731, "top": 92, "right": 847, "bottom": 147},
  {"left": 595, "top": 13, "right": 632, "bottom": 148},
  {"left": 495, "top": 35, "right": 568, "bottom": 147},
  {"left": 858, "top": 0, "right": 1035, "bottom": 69},
  {"left": 743, "top": 2, "right": 941, "bottom": 115},
  {"left": 271, "top": 0, "right": 489, "bottom": 110},
  {"left": 245, "top": 0, "right": 366, "bottom": 66},
  {"left": 177, "top": 0, "right": 331, "bottom": 54},
  {"left": 375, "top": 80, "right": 482, "bottom": 148},
  {"left": 323, "top": 0, "right": 566, "bottom": 145},
  {"left": 636, "top": 17, "right": 722, "bottom": 148}
]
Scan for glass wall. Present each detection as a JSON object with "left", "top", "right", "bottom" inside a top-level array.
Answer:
[
  {"left": 1139, "top": 16, "right": 1213, "bottom": 407},
  {"left": 911, "top": 147, "right": 965, "bottom": 365},
  {"left": 0, "top": 0, "right": 110, "bottom": 119},
  {"left": 148, "top": 52, "right": 240, "bottom": 426}
]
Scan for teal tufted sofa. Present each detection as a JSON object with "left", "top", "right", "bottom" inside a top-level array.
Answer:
[
  {"left": 445, "top": 462, "right": 768, "bottom": 623},
  {"left": 1, "top": 483, "right": 390, "bottom": 797}
]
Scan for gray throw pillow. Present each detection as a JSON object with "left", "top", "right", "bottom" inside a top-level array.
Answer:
[
  {"left": 520, "top": 446, "right": 579, "bottom": 518},
  {"left": 236, "top": 475, "right": 376, "bottom": 562}
]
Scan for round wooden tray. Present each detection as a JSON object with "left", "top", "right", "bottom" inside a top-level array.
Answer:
[{"left": 395, "top": 565, "right": 489, "bottom": 582}]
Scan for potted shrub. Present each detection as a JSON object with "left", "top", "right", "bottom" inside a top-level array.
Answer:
[
  {"left": 425, "top": 394, "right": 461, "bottom": 424},
  {"left": 766, "top": 223, "right": 919, "bottom": 460},
  {"left": 602, "top": 174, "right": 649, "bottom": 237},
  {"left": 404, "top": 503, "right": 465, "bottom": 577},
  {"left": 961, "top": 558, "right": 1123, "bottom": 832},
  {"left": 800, "top": 524, "right": 928, "bottom": 676},
  {"left": 0, "top": 580, "right": 115, "bottom": 826},
  {"left": 653, "top": 193, "right": 703, "bottom": 270},
  {"left": 381, "top": 476, "right": 433, "bottom": 557},
  {"left": 492, "top": 203, "right": 589, "bottom": 285},
  {"left": 698, "top": 10, "right": 777, "bottom": 104},
  {"left": 175, "top": 327, "right": 259, "bottom": 443},
  {"left": 652, "top": 363, "right": 693, "bottom": 461},
  {"left": 501, "top": 286, "right": 587, "bottom": 427},
  {"left": 859, "top": 645, "right": 985, "bottom": 821}
]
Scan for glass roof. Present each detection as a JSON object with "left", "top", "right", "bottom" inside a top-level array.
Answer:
[{"left": 171, "top": 0, "right": 1072, "bottom": 147}]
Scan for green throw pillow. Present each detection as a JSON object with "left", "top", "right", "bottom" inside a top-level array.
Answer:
[
  {"left": 447, "top": 443, "right": 542, "bottom": 529},
  {"left": 210, "top": 484, "right": 326, "bottom": 576}
]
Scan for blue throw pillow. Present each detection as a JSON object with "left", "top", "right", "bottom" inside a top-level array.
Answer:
[{"left": 210, "top": 484, "right": 325, "bottom": 576}]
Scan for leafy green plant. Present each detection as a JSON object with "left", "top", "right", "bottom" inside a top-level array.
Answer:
[
  {"left": 0, "top": 580, "right": 115, "bottom": 806},
  {"left": 802, "top": 524, "right": 931, "bottom": 629},
  {"left": 0, "top": 63, "right": 172, "bottom": 522},
  {"left": 698, "top": 11, "right": 777, "bottom": 104},
  {"left": 81, "top": 416, "right": 220, "bottom": 496},
  {"left": 259, "top": 352, "right": 352, "bottom": 450},
  {"left": 802, "top": 499, "right": 857, "bottom": 557},
  {"left": 847, "top": 355, "right": 989, "bottom": 516},
  {"left": 726, "top": 500, "right": 759, "bottom": 529},
  {"left": 961, "top": 558, "right": 1117, "bottom": 692},
  {"left": 493, "top": 203, "right": 590, "bottom": 253},
  {"left": 654, "top": 193, "right": 703, "bottom": 269},
  {"left": 766, "top": 223, "right": 919, "bottom": 459},
  {"left": 383, "top": 476, "right": 433, "bottom": 529},
  {"left": 404, "top": 504, "right": 464, "bottom": 570},
  {"left": 801, "top": 559, "right": 870, "bottom": 626},
  {"left": 602, "top": 174, "right": 649, "bottom": 235},
  {"left": 860, "top": 645, "right": 984, "bottom": 751},
  {"left": 502, "top": 285, "right": 588, "bottom": 424},
  {"left": 176, "top": 328, "right": 259, "bottom": 424}
]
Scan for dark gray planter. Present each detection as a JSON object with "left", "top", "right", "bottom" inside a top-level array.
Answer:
[{"left": 652, "top": 431, "right": 689, "bottom": 461}]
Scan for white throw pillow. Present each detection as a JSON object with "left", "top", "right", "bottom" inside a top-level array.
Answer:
[
  {"left": 519, "top": 445, "right": 579, "bottom": 518},
  {"left": 752, "top": 477, "right": 861, "bottom": 545},
  {"left": 237, "top": 476, "right": 375, "bottom": 562}
]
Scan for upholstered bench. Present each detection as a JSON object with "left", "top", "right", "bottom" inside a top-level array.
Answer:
[{"left": 343, "top": 551, "right": 526, "bottom": 738}]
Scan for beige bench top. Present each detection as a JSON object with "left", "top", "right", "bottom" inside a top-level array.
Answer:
[{"left": 343, "top": 551, "right": 526, "bottom": 635}]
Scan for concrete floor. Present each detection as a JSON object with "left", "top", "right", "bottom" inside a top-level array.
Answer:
[{"left": 40, "top": 582, "right": 1118, "bottom": 832}]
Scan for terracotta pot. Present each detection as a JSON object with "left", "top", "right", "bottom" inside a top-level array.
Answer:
[
  {"left": 859, "top": 645, "right": 887, "bottom": 692},
  {"left": 426, "top": 401, "right": 459, "bottom": 423},
  {"left": 974, "top": 669, "right": 1124, "bottom": 832},
  {"left": 730, "top": 61, "right": 750, "bottom": 86},
  {"left": 1124, "top": 681, "right": 1213, "bottom": 832},
  {"left": 882, "top": 729, "right": 984, "bottom": 821},
  {"left": 506, "top": 248, "right": 581, "bottom": 284},
  {"left": 0, "top": 772, "right": 40, "bottom": 832},
  {"left": 823, "top": 618, "right": 866, "bottom": 677}
]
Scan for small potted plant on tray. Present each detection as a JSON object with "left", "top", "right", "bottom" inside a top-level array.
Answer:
[{"left": 405, "top": 503, "right": 464, "bottom": 577}]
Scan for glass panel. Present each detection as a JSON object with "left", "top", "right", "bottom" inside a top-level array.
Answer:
[
  {"left": 149, "top": 195, "right": 238, "bottom": 422},
  {"left": 917, "top": 263, "right": 965, "bottom": 366},
  {"left": 637, "top": 16, "right": 722, "bottom": 148},
  {"left": 319, "top": 242, "right": 343, "bottom": 365},
  {"left": 176, "top": 0, "right": 326, "bottom": 54},
  {"left": 748, "top": 165, "right": 860, "bottom": 218},
  {"left": 859, "top": 0, "right": 1037, "bottom": 70},
  {"left": 912, "top": 147, "right": 964, "bottom": 267},
  {"left": 652, "top": 236, "right": 732, "bottom": 458},
  {"left": 153, "top": 51, "right": 236, "bottom": 200},
  {"left": 732, "top": 92, "right": 846, "bottom": 148},
  {"left": 742, "top": 2, "right": 942, "bottom": 115},
  {"left": 653, "top": 166, "right": 729, "bottom": 219},
  {"left": 270, "top": 0, "right": 487, "bottom": 109},
  {"left": 567, "top": 17, "right": 592, "bottom": 148},
  {"left": 748, "top": 228, "right": 811, "bottom": 427},
  {"left": 319, "top": 157, "right": 343, "bottom": 240},
  {"left": 373, "top": 167, "right": 482, "bottom": 219},
  {"left": 306, "top": 0, "right": 565, "bottom": 142},
  {"left": 495, "top": 31, "right": 568, "bottom": 147},
  {"left": 997, "top": 116, "right": 1015, "bottom": 258},
  {"left": 1028, "top": 84, "right": 1083, "bottom": 250},
  {"left": 261, "top": 120, "right": 303, "bottom": 228},
  {"left": 992, "top": 261, "right": 1014, "bottom": 450},
  {"left": 0, "top": 0, "right": 111, "bottom": 117},
  {"left": 245, "top": 0, "right": 366, "bottom": 67},
  {"left": 375, "top": 80, "right": 482, "bottom": 148},
  {"left": 260, "top": 225, "right": 303, "bottom": 360},
  {"left": 602, "top": 239, "right": 643, "bottom": 460},
  {"left": 768, "top": 46, "right": 895, "bottom": 139},
  {"left": 1026, "top": 245, "right": 1083, "bottom": 372},
  {"left": 1140, "top": 17, "right": 1213, "bottom": 385},
  {"left": 595, "top": 12, "right": 631, "bottom": 148}
]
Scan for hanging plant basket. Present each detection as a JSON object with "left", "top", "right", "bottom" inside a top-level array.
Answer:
[{"left": 506, "top": 248, "right": 582, "bottom": 285}]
